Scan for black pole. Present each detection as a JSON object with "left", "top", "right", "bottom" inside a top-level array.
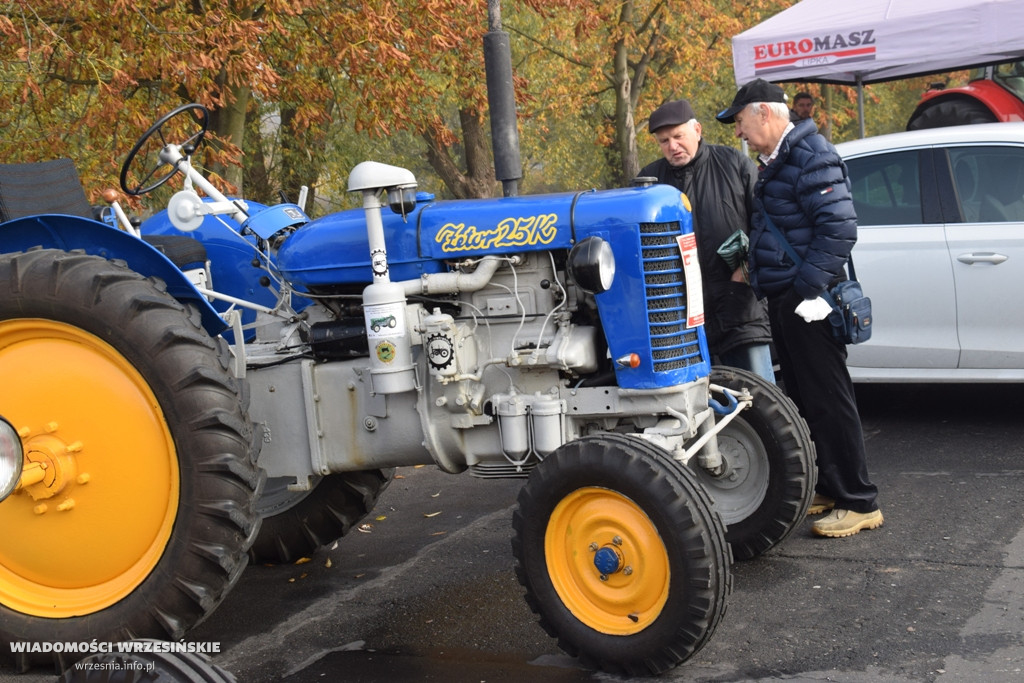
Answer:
[{"left": 483, "top": 0, "right": 521, "bottom": 197}]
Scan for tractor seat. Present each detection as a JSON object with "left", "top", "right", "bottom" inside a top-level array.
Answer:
[{"left": 0, "top": 158, "right": 208, "bottom": 273}]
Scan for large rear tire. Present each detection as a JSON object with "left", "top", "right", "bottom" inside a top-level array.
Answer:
[
  {"left": 512, "top": 433, "right": 730, "bottom": 676},
  {"left": 692, "top": 367, "right": 815, "bottom": 561},
  {"left": 0, "top": 249, "right": 261, "bottom": 673},
  {"left": 58, "top": 641, "right": 235, "bottom": 682},
  {"left": 907, "top": 97, "right": 998, "bottom": 130},
  {"left": 249, "top": 470, "right": 395, "bottom": 564}
]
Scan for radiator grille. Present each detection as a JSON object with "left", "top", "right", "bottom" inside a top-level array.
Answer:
[{"left": 639, "top": 222, "right": 703, "bottom": 373}]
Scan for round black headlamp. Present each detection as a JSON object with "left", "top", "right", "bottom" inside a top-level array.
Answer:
[{"left": 568, "top": 236, "right": 615, "bottom": 294}]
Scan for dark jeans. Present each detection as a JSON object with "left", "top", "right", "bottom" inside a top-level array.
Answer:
[
  {"left": 717, "top": 342, "right": 776, "bottom": 385},
  {"left": 768, "top": 289, "right": 879, "bottom": 513}
]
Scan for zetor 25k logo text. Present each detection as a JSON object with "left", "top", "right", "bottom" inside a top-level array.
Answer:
[{"left": 752, "top": 30, "right": 877, "bottom": 75}]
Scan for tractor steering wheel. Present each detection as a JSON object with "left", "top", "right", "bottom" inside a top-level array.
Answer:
[{"left": 120, "top": 103, "right": 209, "bottom": 196}]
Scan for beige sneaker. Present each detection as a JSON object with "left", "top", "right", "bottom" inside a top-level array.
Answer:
[
  {"left": 807, "top": 493, "right": 835, "bottom": 515},
  {"left": 812, "top": 508, "right": 884, "bottom": 538}
]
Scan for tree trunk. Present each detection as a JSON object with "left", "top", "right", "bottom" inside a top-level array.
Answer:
[
  {"left": 611, "top": 0, "right": 640, "bottom": 187},
  {"left": 422, "top": 108, "right": 498, "bottom": 199},
  {"left": 243, "top": 105, "right": 272, "bottom": 205},
  {"left": 279, "top": 106, "right": 324, "bottom": 212},
  {"left": 219, "top": 87, "right": 250, "bottom": 192},
  {"left": 205, "top": 79, "right": 251, "bottom": 195}
]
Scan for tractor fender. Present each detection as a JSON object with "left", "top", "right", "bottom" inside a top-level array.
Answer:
[
  {"left": 0, "top": 214, "right": 226, "bottom": 335},
  {"left": 913, "top": 80, "right": 1024, "bottom": 123}
]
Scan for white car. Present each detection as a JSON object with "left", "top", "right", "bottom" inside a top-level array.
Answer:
[{"left": 836, "top": 122, "right": 1024, "bottom": 382}]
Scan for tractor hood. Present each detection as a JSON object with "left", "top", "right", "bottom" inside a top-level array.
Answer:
[{"left": 275, "top": 184, "right": 693, "bottom": 289}]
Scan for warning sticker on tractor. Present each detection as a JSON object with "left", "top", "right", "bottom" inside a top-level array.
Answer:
[{"left": 676, "top": 233, "right": 705, "bottom": 328}]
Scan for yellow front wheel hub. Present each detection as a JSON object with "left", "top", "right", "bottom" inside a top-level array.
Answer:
[
  {"left": 0, "top": 320, "right": 179, "bottom": 618},
  {"left": 545, "top": 486, "right": 670, "bottom": 635}
]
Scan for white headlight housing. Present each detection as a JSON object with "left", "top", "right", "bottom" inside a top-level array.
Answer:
[
  {"left": 0, "top": 416, "right": 23, "bottom": 502},
  {"left": 568, "top": 236, "right": 616, "bottom": 294}
]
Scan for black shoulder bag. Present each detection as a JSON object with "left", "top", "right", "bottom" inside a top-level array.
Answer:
[{"left": 762, "top": 215, "right": 873, "bottom": 345}]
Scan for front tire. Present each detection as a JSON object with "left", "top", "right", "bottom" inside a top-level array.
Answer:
[
  {"left": 692, "top": 366, "right": 816, "bottom": 561},
  {"left": 0, "top": 250, "right": 261, "bottom": 672},
  {"left": 512, "top": 433, "right": 730, "bottom": 676}
]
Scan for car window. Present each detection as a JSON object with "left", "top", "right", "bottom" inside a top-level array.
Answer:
[
  {"left": 845, "top": 151, "right": 922, "bottom": 226},
  {"left": 994, "top": 61, "right": 1024, "bottom": 102},
  {"left": 948, "top": 146, "right": 1024, "bottom": 223}
]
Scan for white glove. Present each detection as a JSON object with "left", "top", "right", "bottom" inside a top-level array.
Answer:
[{"left": 794, "top": 296, "right": 833, "bottom": 322}]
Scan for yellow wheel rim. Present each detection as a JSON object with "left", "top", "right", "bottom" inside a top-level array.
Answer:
[
  {"left": 0, "top": 320, "right": 178, "bottom": 617},
  {"left": 545, "top": 486, "right": 670, "bottom": 635}
]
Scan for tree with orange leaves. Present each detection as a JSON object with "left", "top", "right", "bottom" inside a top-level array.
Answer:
[
  {"left": 0, "top": 0, "right": 531, "bottom": 204},
  {"left": 508, "top": 0, "right": 792, "bottom": 186},
  {"left": 4, "top": 0, "right": 925, "bottom": 208}
]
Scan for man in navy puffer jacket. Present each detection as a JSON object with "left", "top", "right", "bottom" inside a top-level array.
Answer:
[{"left": 717, "top": 79, "right": 883, "bottom": 538}]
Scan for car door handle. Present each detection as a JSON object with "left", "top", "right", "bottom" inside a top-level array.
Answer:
[{"left": 957, "top": 252, "right": 1008, "bottom": 265}]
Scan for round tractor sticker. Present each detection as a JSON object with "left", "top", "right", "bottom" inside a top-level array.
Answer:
[
  {"left": 426, "top": 333, "right": 454, "bottom": 370},
  {"left": 375, "top": 340, "right": 397, "bottom": 364},
  {"left": 371, "top": 249, "right": 389, "bottom": 277}
]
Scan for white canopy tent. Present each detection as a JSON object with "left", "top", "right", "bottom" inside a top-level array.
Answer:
[{"left": 730, "top": 0, "right": 1024, "bottom": 136}]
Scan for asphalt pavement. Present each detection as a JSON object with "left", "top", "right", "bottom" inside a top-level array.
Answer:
[{"left": 3, "top": 383, "right": 1024, "bottom": 682}]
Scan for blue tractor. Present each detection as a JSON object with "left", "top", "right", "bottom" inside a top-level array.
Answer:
[{"left": 0, "top": 104, "right": 815, "bottom": 676}]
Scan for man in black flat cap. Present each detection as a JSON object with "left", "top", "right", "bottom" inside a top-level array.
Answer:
[{"left": 639, "top": 98, "right": 775, "bottom": 382}]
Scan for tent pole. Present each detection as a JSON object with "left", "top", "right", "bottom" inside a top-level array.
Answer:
[{"left": 857, "top": 75, "right": 866, "bottom": 139}]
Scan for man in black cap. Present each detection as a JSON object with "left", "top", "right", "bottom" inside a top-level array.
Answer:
[
  {"left": 717, "top": 78, "right": 883, "bottom": 538},
  {"left": 639, "top": 99, "right": 774, "bottom": 382}
]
